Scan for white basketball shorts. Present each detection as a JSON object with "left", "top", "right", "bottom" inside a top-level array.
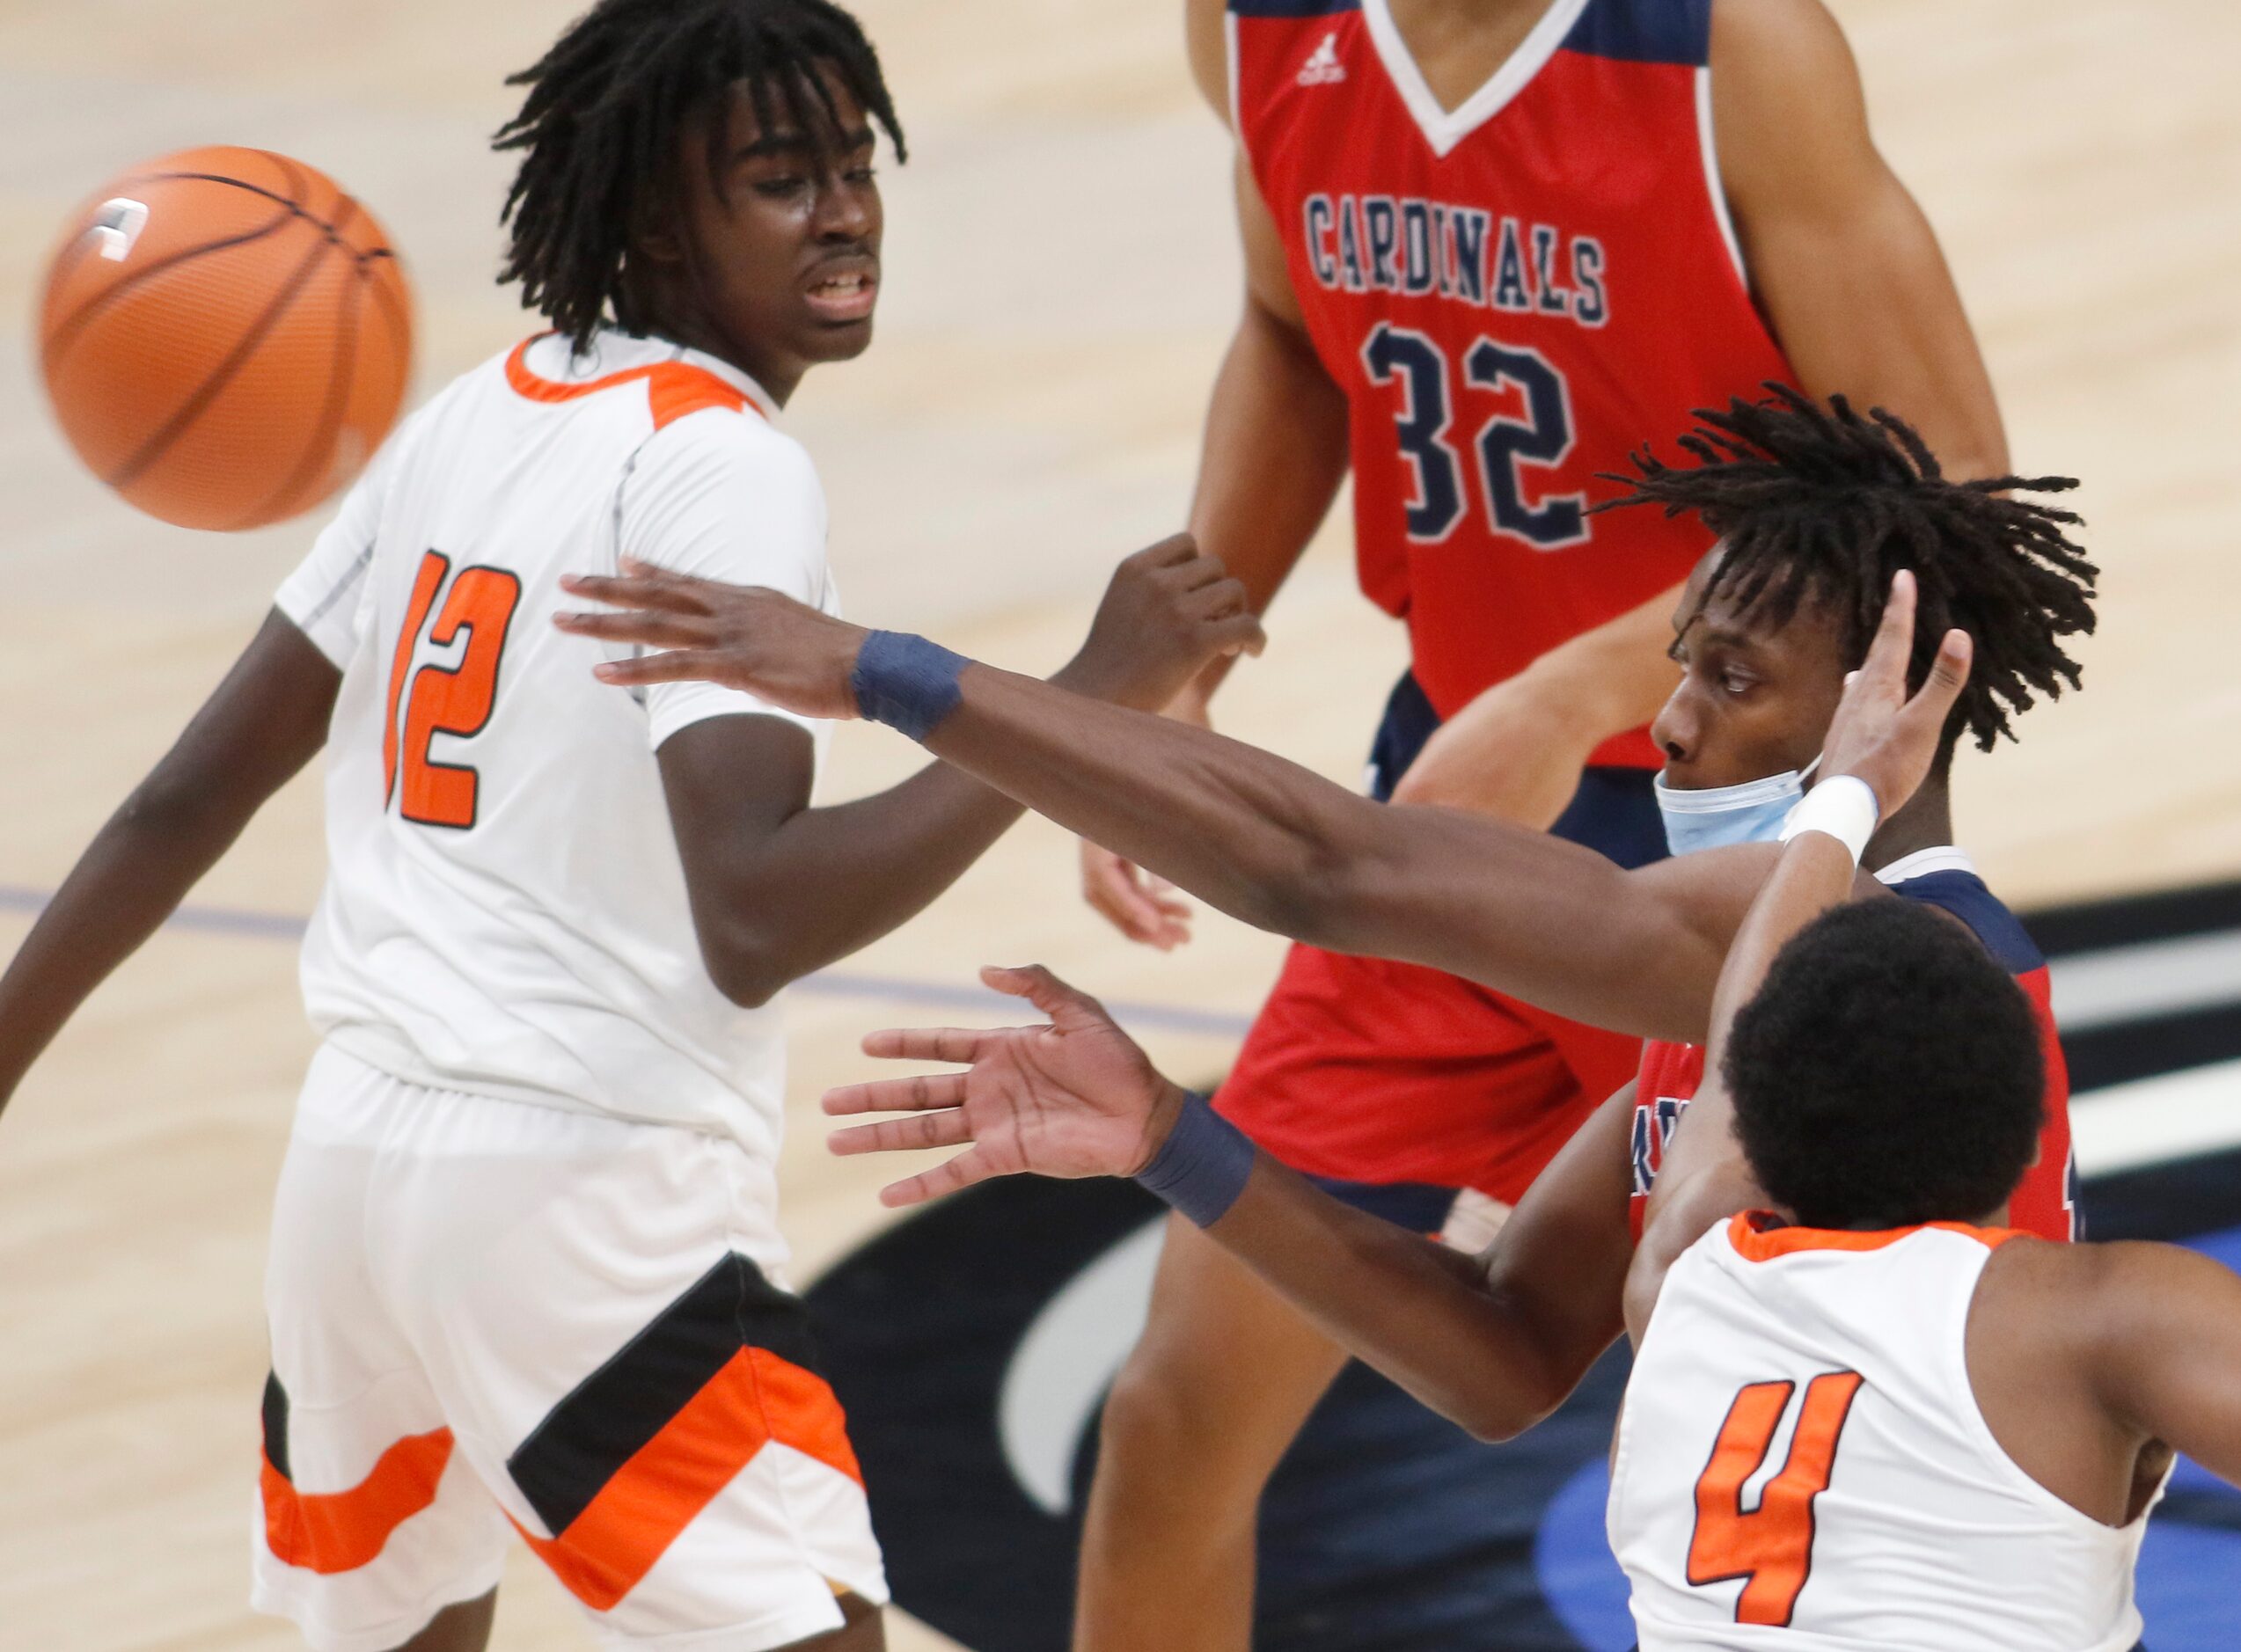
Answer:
[{"left": 251, "top": 1042, "right": 887, "bottom": 1651}]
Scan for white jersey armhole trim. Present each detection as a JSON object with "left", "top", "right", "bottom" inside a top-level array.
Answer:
[
  {"left": 290, "top": 542, "right": 375, "bottom": 635},
  {"left": 1943, "top": 1233, "right": 2161, "bottom": 1539},
  {"left": 1695, "top": 65, "right": 1750, "bottom": 289},
  {"left": 1224, "top": 8, "right": 1242, "bottom": 131},
  {"left": 1875, "top": 844, "right": 1978, "bottom": 885}
]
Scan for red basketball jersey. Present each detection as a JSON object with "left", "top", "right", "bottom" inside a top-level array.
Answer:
[
  {"left": 1230, "top": 0, "right": 1794, "bottom": 765},
  {"left": 1627, "top": 854, "right": 2077, "bottom": 1245}
]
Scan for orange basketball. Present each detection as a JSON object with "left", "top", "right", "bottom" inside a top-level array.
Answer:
[{"left": 38, "top": 146, "right": 414, "bottom": 532}]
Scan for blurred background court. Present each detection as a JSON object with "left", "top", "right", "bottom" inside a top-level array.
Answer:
[{"left": 0, "top": 1, "right": 2236, "bottom": 1647}]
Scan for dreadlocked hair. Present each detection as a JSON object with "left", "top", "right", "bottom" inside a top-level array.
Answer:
[
  {"left": 494, "top": 0, "right": 905, "bottom": 352},
  {"left": 1595, "top": 384, "right": 2097, "bottom": 756}
]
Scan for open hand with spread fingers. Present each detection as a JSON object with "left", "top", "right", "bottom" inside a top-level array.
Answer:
[
  {"left": 1817, "top": 567, "right": 1974, "bottom": 817},
  {"left": 823, "top": 964, "right": 1190, "bottom": 1208}
]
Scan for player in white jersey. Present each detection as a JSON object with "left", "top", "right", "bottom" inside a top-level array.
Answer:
[
  {"left": 1609, "top": 576, "right": 2236, "bottom": 1649},
  {"left": 0, "top": 4, "right": 1261, "bottom": 1650},
  {"left": 627, "top": 547, "right": 2241, "bottom": 1644}
]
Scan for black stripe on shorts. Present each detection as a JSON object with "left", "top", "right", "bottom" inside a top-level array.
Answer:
[{"left": 505, "top": 1252, "right": 818, "bottom": 1536}]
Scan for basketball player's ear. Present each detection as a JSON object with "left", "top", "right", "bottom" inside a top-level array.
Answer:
[
  {"left": 626, "top": 137, "right": 695, "bottom": 270},
  {"left": 631, "top": 186, "right": 689, "bottom": 267}
]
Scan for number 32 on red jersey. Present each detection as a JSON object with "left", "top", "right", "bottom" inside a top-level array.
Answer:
[
  {"left": 382, "top": 549, "right": 523, "bottom": 830},
  {"left": 1360, "top": 320, "right": 1587, "bottom": 551}
]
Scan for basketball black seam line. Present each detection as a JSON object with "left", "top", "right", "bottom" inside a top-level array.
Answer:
[
  {"left": 356, "top": 252, "right": 412, "bottom": 364},
  {"left": 106, "top": 226, "right": 341, "bottom": 493},
  {"left": 45, "top": 164, "right": 386, "bottom": 369},
  {"left": 102, "top": 171, "right": 392, "bottom": 264},
  {"left": 42, "top": 207, "right": 301, "bottom": 374},
  {"left": 230, "top": 198, "right": 367, "bottom": 528}
]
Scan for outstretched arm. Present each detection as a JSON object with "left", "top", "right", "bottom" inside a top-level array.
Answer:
[
  {"left": 656, "top": 538, "right": 1265, "bottom": 1006},
  {"left": 1389, "top": 581, "right": 1682, "bottom": 823},
  {"left": 556, "top": 575, "right": 1815, "bottom": 1044},
  {"left": 1629, "top": 571, "right": 1974, "bottom": 1331},
  {"left": 824, "top": 964, "right": 1637, "bottom": 1442},
  {"left": 0, "top": 612, "right": 339, "bottom": 1118}
]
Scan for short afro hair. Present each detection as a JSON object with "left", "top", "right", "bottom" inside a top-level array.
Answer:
[{"left": 1724, "top": 898, "right": 2044, "bottom": 1231}]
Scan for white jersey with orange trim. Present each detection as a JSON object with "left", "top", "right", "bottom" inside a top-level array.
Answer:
[
  {"left": 1608, "top": 1213, "right": 2157, "bottom": 1651},
  {"left": 273, "top": 327, "right": 839, "bottom": 1180}
]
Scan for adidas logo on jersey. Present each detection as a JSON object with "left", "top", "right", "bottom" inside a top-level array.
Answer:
[{"left": 1297, "top": 32, "right": 1346, "bottom": 86}]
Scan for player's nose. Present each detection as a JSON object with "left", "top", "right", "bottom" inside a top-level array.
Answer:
[
  {"left": 814, "top": 173, "right": 876, "bottom": 240},
  {"left": 1650, "top": 684, "right": 1699, "bottom": 767}
]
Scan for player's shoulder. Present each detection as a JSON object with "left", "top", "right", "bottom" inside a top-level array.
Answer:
[
  {"left": 1183, "top": 0, "right": 1229, "bottom": 122},
  {"left": 1707, "top": 0, "right": 1863, "bottom": 143},
  {"left": 1974, "top": 1233, "right": 2192, "bottom": 1369},
  {"left": 1882, "top": 852, "right": 2045, "bottom": 976},
  {"left": 1709, "top": 0, "right": 1850, "bottom": 66},
  {"left": 635, "top": 397, "right": 822, "bottom": 507},
  {"left": 1977, "top": 1231, "right": 2187, "bottom": 1318}
]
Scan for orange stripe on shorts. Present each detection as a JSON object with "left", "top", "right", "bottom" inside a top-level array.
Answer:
[
  {"left": 260, "top": 1428, "right": 454, "bottom": 1575},
  {"left": 516, "top": 1348, "right": 859, "bottom": 1612}
]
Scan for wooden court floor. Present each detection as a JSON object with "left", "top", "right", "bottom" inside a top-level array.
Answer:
[{"left": 0, "top": 1, "right": 2234, "bottom": 1647}]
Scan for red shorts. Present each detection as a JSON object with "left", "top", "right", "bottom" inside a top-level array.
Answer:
[
  {"left": 1215, "top": 676, "right": 1666, "bottom": 1212},
  {"left": 1212, "top": 941, "right": 1644, "bottom": 1208}
]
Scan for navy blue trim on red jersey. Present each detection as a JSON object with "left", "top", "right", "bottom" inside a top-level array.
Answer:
[
  {"left": 1891, "top": 870, "right": 2046, "bottom": 977},
  {"left": 1227, "top": 0, "right": 1359, "bottom": 17},
  {"left": 1304, "top": 1173, "right": 1461, "bottom": 1231},
  {"left": 1560, "top": 0, "right": 1711, "bottom": 67},
  {"left": 1367, "top": 669, "right": 1667, "bottom": 869}
]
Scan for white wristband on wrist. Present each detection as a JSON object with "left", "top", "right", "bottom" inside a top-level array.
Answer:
[{"left": 1779, "top": 774, "right": 1880, "bottom": 866}]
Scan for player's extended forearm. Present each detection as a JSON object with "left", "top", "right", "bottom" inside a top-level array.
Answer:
[
  {"left": 928, "top": 661, "right": 1409, "bottom": 946},
  {"left": 1207, "top": 1154, "right": 1593, "bottom": 1442},
  {"left": 1392, "top": 581, "right": 1683, "bottom": 821},
  {"left": 0, "top": 613, "right": 335, "bottom": 1114},
  {"left": 921, "top": 661, "right": 1718, "bottom": 1034}
]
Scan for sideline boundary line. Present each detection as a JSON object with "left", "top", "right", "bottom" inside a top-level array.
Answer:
[{"left": 0, "top": 883, "right": 1256, "bottom": 1040}]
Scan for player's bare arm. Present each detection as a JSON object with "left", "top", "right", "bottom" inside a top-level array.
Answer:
[
  {"left": 824, "top": 963, "right": 1638, "bottom": 1441},
  {"left": 0, "top": 612, "right": 338, "bottom": 1117},
  {"left": 647, "top": 537, "right": 1265, "bottom": 1005},
  {"left": 1080, "top": 2, "right": 1349, "bottom": 947},
  {"left": 1629, "top": 572, "right": 1974, "bottom": 1330},
  {"left": 1389, "top": 580, "right": 1684, "bottom": 823},
  {"left": 1962, "top": 1238, "right": 2236, "bottom": 1530},
  {"left": 1713, "top": 0, "right": 2007, "bottom": 479},
  {"left": 558, "top": 568, "right": 1822, "bottom": 1044},
  {"left": 1080, "top": 157, "right": 1348, "bottom": 948}
]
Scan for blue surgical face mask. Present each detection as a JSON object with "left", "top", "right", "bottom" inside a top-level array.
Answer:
[{"left": 1655, "top": 756, "right": 1821, "bottom": 858}]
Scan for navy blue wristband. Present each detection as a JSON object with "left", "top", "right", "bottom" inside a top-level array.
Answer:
[
  {"left": 1136, "top": 1092, "right": 1256, "bottom": 1228},
  {"left": 851, "top": 630, "right": 970, "bottom": 742}
]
